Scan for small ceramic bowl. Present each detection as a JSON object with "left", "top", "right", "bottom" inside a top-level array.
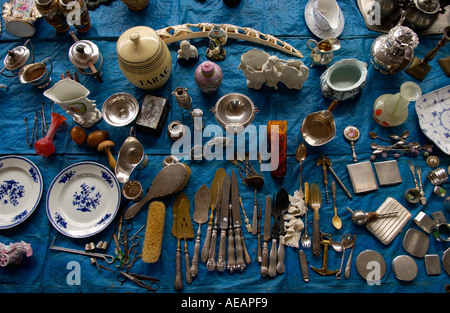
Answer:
[
  {"left": 102, "top": 92, "right": 139, "bottom": 127},
  {"left": 211, "top": 93, "right": 258, "bottom": 134}
]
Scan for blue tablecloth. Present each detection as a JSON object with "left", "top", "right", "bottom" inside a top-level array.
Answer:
[{"left": 0, "top": 0, "right": 449, "bottom": 295}]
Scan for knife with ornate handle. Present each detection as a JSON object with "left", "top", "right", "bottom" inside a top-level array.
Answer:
[
  {"left": 227, "top": 201, "right": 235, "bottom": 273},
  {"left": 276, "top": 189, "right": 289, "bottom": 274},
  {"left": 202, "top": 168, "right": 225, "bottom": 263},
  {"left": 260, "top": 195, "right": 272, "bottom": 277},
  {"left": 216, "top": 174, "right": 230, "bottom": 272},
  {"left": 231, "top": 169, "right": 245, "bottom": 271},
  {"left": 268, "top": 195, "right": 278, "bottom": 278},
  {"left": 256, "top": 199, "right": 262, "bottom": 265}
]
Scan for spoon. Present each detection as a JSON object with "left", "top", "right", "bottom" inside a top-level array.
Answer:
[
  {"left": 295, "top": 143, "right": 307, "bottom": 198},
  {"left": 331, "top": 181, "right": 342, "bottom": 230},
  {"left": 369, "top": 131, "right": 392, "bottom": 143},
  {"left": 319, "top": 228, "right": 342, "bottom": 252}
]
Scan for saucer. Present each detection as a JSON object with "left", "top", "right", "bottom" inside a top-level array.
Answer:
[{"left": 305, "top": 0, "right": 345, "bottom": 39}]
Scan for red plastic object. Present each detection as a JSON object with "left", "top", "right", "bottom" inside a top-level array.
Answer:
[{"left": 34, "top": 112, "right": 66, "bottom": 157}]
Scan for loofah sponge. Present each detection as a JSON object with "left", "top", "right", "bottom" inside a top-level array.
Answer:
[{"left": 142, "top": 201, "right": 166, "bottom": 263}]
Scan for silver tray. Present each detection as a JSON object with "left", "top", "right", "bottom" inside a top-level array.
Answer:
[{"left": 357, "top": 0, "right": 449, "bottom": 36}]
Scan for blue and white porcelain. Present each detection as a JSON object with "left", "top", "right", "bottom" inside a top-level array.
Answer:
[
  {"left": 305, "top": 0, "right": 345, "bottom": 39},
  {"left": 46, "top": 161, "right": 121, "bottom": 238},
  {"left": 0, "top": 155, "right": 42, "bottom": 229},
  {"left": 415, "top": 85, "right": 450, "bottom": 155},
  {"left": 320, "top": 58, "right": 368, "bottom": 101}
]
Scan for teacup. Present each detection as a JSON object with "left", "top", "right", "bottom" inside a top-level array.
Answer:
[{"left": 18, "top": 57, "right": 53, "bottom": 88}]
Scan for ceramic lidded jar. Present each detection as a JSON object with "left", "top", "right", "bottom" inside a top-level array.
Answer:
[
  {"left": 194, "top": 61, "right": 223, "bottom": 94},
  {"left": 117, "top": 26, "right": 172, "bottom": 90}
]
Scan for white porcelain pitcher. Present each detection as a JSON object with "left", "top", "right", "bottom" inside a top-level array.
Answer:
[
  {"left": 43, "top": 78, "right": 101, "bottom": 128},
  {"left": 313, "top": 0, "right": 341, "bottom": 30}
]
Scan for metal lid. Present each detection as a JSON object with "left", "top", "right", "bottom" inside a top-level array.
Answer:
[
  {"left": 116, "top": 26, "right": 162, "bottom": 64},
  {"left": 402, "top": 228, "right": 429, "bottom": 257},
  {"left": 392, "top": 255, "right": 418, "bottom": 281},
  {"left": 3, "top": 45, "right": 31, "bottom": 70},
  {"left": 443, "top": 248, "right": 450, "bottom": 276},
  {"left": 414, "top": 0, "right": 440, "bottom": 14},
  {"left": 69, "top": 40, "right": 100, "bottom": 68},
  {"left": 390, "top": 26, "right": 419, "bottom": 49},
  {"left": 356, "top": 249, "right": 386, "bottom": 283}
]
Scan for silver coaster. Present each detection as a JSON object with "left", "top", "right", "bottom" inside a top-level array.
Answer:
[
  {"left": 347, "top": 161, "right": 378, "bottom": 194},
  {"left": 374, "top": 160, "right": 402, "bottom": 186}
]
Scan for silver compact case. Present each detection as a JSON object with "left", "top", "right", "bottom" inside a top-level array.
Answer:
[{"left": 392, "top": 255, "right": 418, "bottom": 281}]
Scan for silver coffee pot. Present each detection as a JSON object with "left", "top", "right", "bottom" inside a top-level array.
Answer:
[{"left": 370, "top": 25, "right": 419, "bottom": 74}]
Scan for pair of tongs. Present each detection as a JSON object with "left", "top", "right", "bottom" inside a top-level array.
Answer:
[{"left": 118, "top": 271, "right": 160, "bottom": 293}]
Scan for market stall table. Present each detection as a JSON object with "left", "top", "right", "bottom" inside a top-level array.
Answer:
[{"left": 0, "top": 0, "right": 449, "bottom": 295}]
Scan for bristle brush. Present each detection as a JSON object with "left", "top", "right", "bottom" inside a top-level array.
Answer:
[{"left": 124, "top": 163, "right": 190, "bottom": 220}]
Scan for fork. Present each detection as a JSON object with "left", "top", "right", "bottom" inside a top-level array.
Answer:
[
  {"left": 310, "top": 183, "right": 322, "bottom": 257},
  {"left": 408, "top": 161, "right": 419, "bottom": 190},
  {"left": 301, "top": 182, "right": 311, "bottom": 249},
  {"left": 416, "top": 165, "right": 426, "bottom": 204}
]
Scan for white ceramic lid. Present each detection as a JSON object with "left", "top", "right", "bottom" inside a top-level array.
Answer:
[{"left": 116, "top": 26, "right": 161, "bottom": 63}]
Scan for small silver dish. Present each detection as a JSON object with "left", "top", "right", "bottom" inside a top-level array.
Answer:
[
  {"left": 211, "top": 93, "right": 258, "bottom": 134},
  {"left": 102, "top": 92, "right": 139, "bottom": 127}
]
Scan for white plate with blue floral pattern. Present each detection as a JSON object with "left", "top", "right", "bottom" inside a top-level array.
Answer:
[
  {"left": 0, "top": 156, "right": 43, "bottom": 229},
  {"left": 415, "top": 85, "right": 450, "bottom": 155},
  {"left": 46, "top": 162, "right": 121, "bottom": 238}
]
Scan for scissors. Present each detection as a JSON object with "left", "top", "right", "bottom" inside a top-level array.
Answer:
[
  {"left": 118, "top": 271, "right": 160, "bottom": 293},
  {"left": 113, "top": 232, "right": 128, "bottom": 268}
]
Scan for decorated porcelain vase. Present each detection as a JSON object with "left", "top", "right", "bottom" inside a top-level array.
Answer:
[{"left": 194, "top": 61, "right": 223, "bottom": 94}]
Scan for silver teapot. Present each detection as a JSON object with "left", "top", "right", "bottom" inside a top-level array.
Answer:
[{"left": 370, "top": 25, "right": 419, "bottom": 74}]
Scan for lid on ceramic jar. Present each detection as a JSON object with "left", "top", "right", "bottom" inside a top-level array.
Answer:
[
  {"left": 3, "top": 45, "right": 31, "bottom": 70},
  {"left": 200, "top": 61, "right": 216, "bottom": 76},
  {"left": 116, "top": 26, "right": 162, "bottom": 64},
  {"left": 69, "top": 40, "right": 100, "bottom": 68}
]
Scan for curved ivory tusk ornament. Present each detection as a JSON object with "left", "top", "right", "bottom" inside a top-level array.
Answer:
[{"left": 156, "top": 23, "right": 303, "bottom": 58}]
